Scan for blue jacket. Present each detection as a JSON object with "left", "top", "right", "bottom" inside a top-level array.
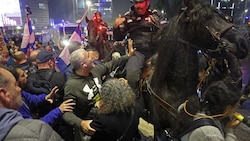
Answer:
[{"left": 18, "top": 90, "right": 63, "bottom": 126}]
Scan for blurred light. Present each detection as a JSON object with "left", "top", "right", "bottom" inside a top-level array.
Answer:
[
  {"left": 62, "top": 40, "right": 69, "bottom": 46},
  {"left": 16, "top": 26, "right": 22, "bottom": 30},
  {"left": 245, "top": 9, "right": 248, "bottom": 13},
  {"left": 86, "top": 1, "right": 92, "bottom": 7},
  {"left": 32, "top": 26, "right": 35, "bottom": 30}
]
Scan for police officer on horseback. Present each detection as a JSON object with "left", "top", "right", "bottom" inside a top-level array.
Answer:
[
  {"left": 113, "top": 0, "right": 167, "bottom": 93},
  {"left": 92, "top": 11, "right": 108, "bottom": 41}
]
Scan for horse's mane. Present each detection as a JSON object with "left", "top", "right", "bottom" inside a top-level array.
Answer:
[
  {"left": 151, "top": 0, "right": 229, "bottom": 90},
  {"left": 146, "top": 0, "right": 249, "bottom": 138}
]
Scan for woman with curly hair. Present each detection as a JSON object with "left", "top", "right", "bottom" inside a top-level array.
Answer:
[
  {"left": 179, "top": 80, "right": 242, "bottom": 141},
  {"left": 82, "top": 78, "right": 142, "bottom": 141}
]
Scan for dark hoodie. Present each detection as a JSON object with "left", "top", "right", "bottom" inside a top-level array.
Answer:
[{"left": 0, "top": 108, "right": 23, "bottom": 141}]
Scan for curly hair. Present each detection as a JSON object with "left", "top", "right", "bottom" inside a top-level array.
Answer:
[
  {"left": 177, "top": 80, "right": 242, "bottom": 134},
  {"left": 98, "top": 78, "right": 135, "bottom": 114},
  {"left": 202, "top": 80, "right": 242, "bottom": 115}
]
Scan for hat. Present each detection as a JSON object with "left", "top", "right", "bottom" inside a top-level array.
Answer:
[{"left": 36, "top": 50, "right": 54, "bottom": 63}]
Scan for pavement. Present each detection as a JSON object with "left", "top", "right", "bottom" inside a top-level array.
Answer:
[{"left": 235, "top": 109, "right": 250, "bottom": 141}]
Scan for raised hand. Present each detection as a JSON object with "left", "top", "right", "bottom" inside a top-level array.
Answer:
[
  {"left": 127, "top": 39, "right": 136, "bottom": 57},
  {"left": 45, "top": 86, "right": 59, "bottom": 104}
]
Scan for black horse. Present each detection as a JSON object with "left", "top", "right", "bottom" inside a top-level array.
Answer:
[
  {"left": 86, "top": 17, "right": 111, "bottom": 60},
  {"left": 145, "top": 0, "right": 249, "bottom": 139}
]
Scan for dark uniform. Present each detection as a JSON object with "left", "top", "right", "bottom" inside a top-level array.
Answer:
[{"left": 113, "top": 5, "right": 167, "bottom": 92}]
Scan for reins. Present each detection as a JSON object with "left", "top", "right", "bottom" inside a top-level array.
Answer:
[
  {"left": 143, "top": 10, "right": 235, "bottom": 120},
  {"left": 197, "top": 58, "right": 217, "bottom": 90},
  {"left": 146, "top": 80, "right": 178, "bottom": 119}
]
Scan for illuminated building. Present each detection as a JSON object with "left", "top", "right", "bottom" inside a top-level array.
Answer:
[
  {"left": 208, "top": 0, "right": 250, "bottom": 24},
  {"left": 76, "top": 0, "right": 113, "bottom": 23}
]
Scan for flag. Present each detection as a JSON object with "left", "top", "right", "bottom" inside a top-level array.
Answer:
[
  {"left": 56, "top": 24, "right": 82, "bottom": 72},
  {"left": 0, "top": 28, "right": 8, "bottom": 54},
  {"left": 20, "top": 12, "right": 35, "bottom": 54}
]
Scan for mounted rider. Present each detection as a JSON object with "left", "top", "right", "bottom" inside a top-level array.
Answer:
[
  {"left": 113, "top": 0, "right": 167, "bottom": 93},
  {"left": 92, "top": 11, "right": 108, "bottom": 41}
]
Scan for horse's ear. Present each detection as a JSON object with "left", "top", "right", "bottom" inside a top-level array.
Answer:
[
  {"left": 86, "top": 16, "right": 89, "bottom": 23},
  {"left": 183, "top": 0, "right": 195, "bottom": 9}
]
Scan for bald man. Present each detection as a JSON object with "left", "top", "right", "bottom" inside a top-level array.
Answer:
[{"left": 0, "top": 66, "right": 63, "bottom": 141}]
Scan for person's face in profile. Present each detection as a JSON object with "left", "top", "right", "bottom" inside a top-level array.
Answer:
[{"left": 0, "top": 68, "right": 22, "bottom": 110}]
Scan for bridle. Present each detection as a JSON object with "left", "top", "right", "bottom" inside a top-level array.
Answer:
[{"left": 145, "top": 10, "right": 236, "bottom": 120}]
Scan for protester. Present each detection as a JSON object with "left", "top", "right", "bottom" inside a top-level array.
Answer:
[
  {"left": 62, "top": 41, "right": 83, "bottom": 79},
  {"left": 7, "top": 65, "right": 75, "bottom": 126},
  {"left": 179, "top": 80, "right": 242, "bottom": 141},
  {"left": 81, "top": 78, "right": 142, "bottom": 141},
  {"left": 26, "top": 49, "right": 40, "bottom": 74},
  {"left": 86, "top": 48, "right": 101, "bottom": 65},
  {"left": 62, "top": 39, "right": 135, "bottom": 141},
  {"left": 113, "top": 0, "right": 166, "bottom": 93},
  {"left": 113, "top": 39, "right": 126, "bottom": 56},
  {"left": 13, "top": 51, "right": 29, "bottom": 71},
  {"left": 26, "top": 50, "right": 66, "bottom": 117},
  {"left": 1, "top": 51, "right": 15, "bottom": 66},
  {"left": 0, "top": 65, "right": 63, "bottom": 141}
]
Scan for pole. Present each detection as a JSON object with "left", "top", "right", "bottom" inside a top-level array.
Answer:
[
  {"left": 73, "top": 0, "right": 76, "bottom": 22},
  {"left": 243, "top": 0, "right": 248, "bottom": 24},
  {"left": 78, "top": 6, "right": 90, "bottom": 23},
  {"left": 76, "top": 0, "right": 78, "bottom": 21}
]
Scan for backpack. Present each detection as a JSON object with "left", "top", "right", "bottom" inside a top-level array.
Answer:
[
  {"left": 159, "top": 118, "right": 217, "bottom": 141},
  {"left": 26, "top": 69, "right": 54, "bottom": 95}
]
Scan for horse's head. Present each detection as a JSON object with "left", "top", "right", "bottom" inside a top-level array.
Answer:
[
  {"left": 180, "top": 0, "right": 248, "bottom": 59},
  {"left": 149, "top": 0, "right": 249, "bottom": 137},
  {"left": 86, "top": 17, "right": 98, "bottom": 46}
]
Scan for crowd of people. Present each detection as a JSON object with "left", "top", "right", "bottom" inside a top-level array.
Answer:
[{"left": 0, "top": 0, "right": 250, "bottom": 141}]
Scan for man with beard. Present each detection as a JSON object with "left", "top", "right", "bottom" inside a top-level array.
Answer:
[
  {"left": 0, "top": 66, "right": 63, "bottom": 141},
  {"left": 113, "top": 0, "right": 166, "bottom": 94}
]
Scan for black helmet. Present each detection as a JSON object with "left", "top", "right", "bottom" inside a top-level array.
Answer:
[
  {"left": 94, "top": 11, "right": 102, "bottom": 17},
  {"left": 130, "top": 0, "right": 146, "bottom": 2}
]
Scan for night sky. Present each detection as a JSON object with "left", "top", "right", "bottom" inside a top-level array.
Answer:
[{"left": 48, "top": 0, "right": 158, "bottom": 24}]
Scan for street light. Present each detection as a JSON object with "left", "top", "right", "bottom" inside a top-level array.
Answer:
[
  {"left": 86, "top": 1, "right": 92, "bottom": 17},
  {"left": 243, "top": 0, "right": 249, "bottom": 23},
  {"left": 86, "top": 1, "right": 92, "bottom": 8}
]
